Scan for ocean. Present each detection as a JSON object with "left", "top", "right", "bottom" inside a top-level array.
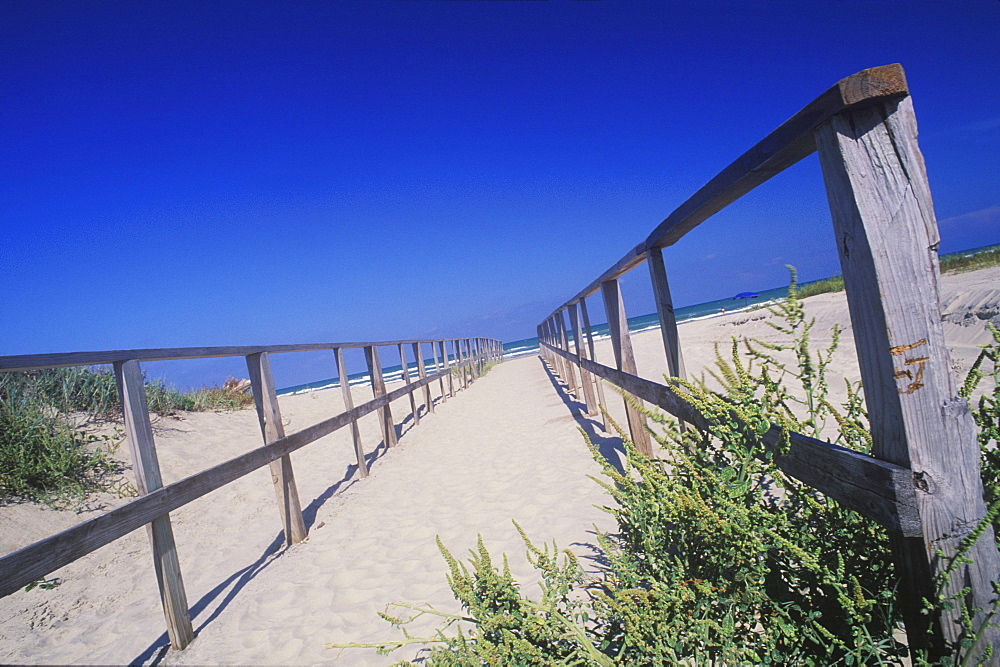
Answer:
[
  {"left": 276, "top": 284, "right": 792, "bottom": 396},
  {"left": 277, "top": 242, "right": 999, "bottom": 396}
]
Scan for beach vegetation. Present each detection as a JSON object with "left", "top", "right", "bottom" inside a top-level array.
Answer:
[
  {"left": 941, "top": 244, "right": 1000, "bottom": 275},
  {"left": 764, "top": 243, "right": 999, "bottom": 305},
  {"left": 0, "top": 367, "right": 254, "bottom": 508},
  {"left": 338, "top": 269, "right": 1000, "bottom": 664}
]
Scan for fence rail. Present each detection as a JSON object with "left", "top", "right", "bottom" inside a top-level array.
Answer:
[
  {"left": 0, "top": 336, "right": 503, "bottom": 650},
  {"left": 536, "top": 63, "right": 1000, "bottom": 660}
]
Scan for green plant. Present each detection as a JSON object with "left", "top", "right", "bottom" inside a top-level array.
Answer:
[
  {"left": 940, "top": 245, "right": 1000, "bottom": 275},
  {"left": 0, "top": 390, "right": 130, "bottom": 509},
  {"left": 0, "top": 366, "right": 251, "bottom": 508},
  {"left": 342, "top": 268, "right": 999, "bottom": 665}
]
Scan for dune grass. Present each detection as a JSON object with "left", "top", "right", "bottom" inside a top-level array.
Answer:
[
  {"left": 788, "top": 243, "right": 998, "bottom": 302},
  {"left": 0, "top": 367, "right": 254, "bottom": 508}
]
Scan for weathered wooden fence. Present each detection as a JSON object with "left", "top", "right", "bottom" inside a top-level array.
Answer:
[
  {"left": 536, "top": 63, "right": 999, "bottom": 660},
  {"left": 0, "top": 336, "right": 503, "bottom": 650}
]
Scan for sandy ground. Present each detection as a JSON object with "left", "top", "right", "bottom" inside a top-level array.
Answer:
[{"left": 0, "top": 265, "right": 997, "bottom": 665}]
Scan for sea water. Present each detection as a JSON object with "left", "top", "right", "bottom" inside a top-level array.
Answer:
[{"left": 276, "top": 285, "right": 791, "bottom": 395}]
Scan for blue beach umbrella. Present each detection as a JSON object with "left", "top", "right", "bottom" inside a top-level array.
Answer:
[{"left": 733, "top": 291, "right": 759, "bottom": 299}]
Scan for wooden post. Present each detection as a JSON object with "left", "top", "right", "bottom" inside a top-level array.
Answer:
[
  {"left": 580, "top": 297, "right": 610, "bottom": 431},
  {"left": 414, "top": 342, "right": 434, "bottom": 414},
  {"left": 556, "top": 310, "right": 579, "bottom": 395},
  {"left": 441, "top": 340, "right": 455, "bottom": 398},
  {"left": 647, "top": 247, "right": 687, "bottom": 381},
  {"left": 245, "top": 352, "right": 308, "bottom": 546},
  {"left": 364, "top": 345, "right": 398, "bottom": 448},
  {"left": 457, "top": 339, "right": 469, "bottom": 389},
  {"left": 113, "top": 359, "right": 194, "bottom": 650},
  {"left": 600, "top": 279, "right": 653, "bottom": 456},
  {"left": 334, "top": 348, "right": 367, "bottom": 478},
  {"left": 647, "top": 247, "right": 688, "bottom": 432},
  {"left": 547, "top": 317, "right": 565, "bottom": 382},
  {"left": 398, "top": 343, "right": 419, "bottom": 426},
  {"left": 816, "top": 94, "right": 1000, "bottom": 659},
  {"left": 469, "top": 338, "right": 479, "bottom": 380},
  {"left": 569, "top": 303, "right": 598, "bottom": 416}
]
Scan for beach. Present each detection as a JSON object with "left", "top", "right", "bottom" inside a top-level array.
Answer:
[{"left": 1, "top": 265, "right": 998, "bottom": 665}]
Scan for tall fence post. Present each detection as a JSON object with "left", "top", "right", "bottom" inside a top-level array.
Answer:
[
  {"left": 600, "top": 279, "right": 653, "bottom": 456},
  {"left": 556, "top": 311, "right": 579, "bottom": 396},
  {"left": 816, "top": 94, "right": 1000, "bottom": 659},
  {"left": 245, "top": 352, "right": 308, "bottom": 546},
  {"left": 568, "top": 303, "right": 598, "bottom": 416},
  {"left": 647, "top": 247, "right": 687, "bottom": 381},
  {"left": 334, "top": 347, "right": 367, "bottom": 478},
  {"left": 113, "top": 359, "right": 194, "bottom": 650},
  {"left": 457, "top": 339, "right": 469, "bottom": 389},
  {"left": 415, "top": 342, "right": 435, "bottom": 414},
  {"left": 398, "top": 343, "right": 419, "bottom": 426},
  {"left": 440, "top": 340, "right": 455, "bottom": 398},
  {"left": 579, "top": 298, "right": 609, "bottom": 431},
  {"left": 364, "top": 345, "right": 398, "bottom": 448},
  {"left": 647, "top": 247, "right": 688, "bottom": 431}
]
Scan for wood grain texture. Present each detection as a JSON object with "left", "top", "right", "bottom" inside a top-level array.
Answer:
[
  {"left": 246, "top": 353, "right": 308, "bottom": 546},
  {"left": 541, "top": 341, "right": 920, "bottom": 536},
  {"left": 0, "top": 365, "right": 457, "bottom": 599},
  {"left": 541, "top": 64, "right": 908, "bottom": 320},
  {"left": 113, "top": 360, "right": 194, "bottom": 650},
  {"left": 600, "top": 279, "right": 653, "bottom": 456},
  {"left": 335, "top": 347, "right": 367, "bottom": 478},
  {"left": 364, "top": 346, "right": 398, "bottom": 448},
  {"left": 816, "top": 96, "right": 1000, "bottom": 658}
]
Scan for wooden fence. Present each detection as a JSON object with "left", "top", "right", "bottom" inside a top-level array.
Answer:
[
  {"left": 536, "top": 63, "right": 999, "bottom": 660},
  {"left": 0, "top": 336, "right": 502, "bottom": 650}
]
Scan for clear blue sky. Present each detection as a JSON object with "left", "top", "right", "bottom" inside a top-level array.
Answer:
[{"left": 2, "top": 1, "right": 998, "bottom": 389}]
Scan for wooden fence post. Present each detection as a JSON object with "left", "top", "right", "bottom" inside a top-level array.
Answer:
[
  {"left": 816, "top": 94, "right": 1000, "bottom": 659},
  {"left": 398, "top": 343, "right": 419, "bottom": 426},
  {"left": 414, "top": 342, "right": 434, "bottom": 414},
  {"left": 579, "top": 298, "right": 609, "bottom": 430},
  {"left": 556, "top": 311, "right": 580, "bottom": 396},
  {"left": 648, "top": 247, "right": 688, "bottom": 431},
  {"left": 458, "top": 339, "right": 469, "bottom": 389},
  {"left": 647, "top": 247, "right": 687, "bottom": 381},
  {"left": 364, "top": 345, "right": 398, "bottom": 448},
  {"left": 440, "top": 340, "right": 454, "bottom": 398},
  {"left": 245, "top": 352, "right": 308, "bottom": 546},
  {"left": 569, "top": 303, "right": 598, "bottom": 416},
  {"left": 113, "top": 359, "right": 194, "bottom": 650},
  {"left": 334, "top": 348, "right": 367, "bottom": 478},
  {"left": 600, "top": 279, "right": 653, "bottom": 456}
]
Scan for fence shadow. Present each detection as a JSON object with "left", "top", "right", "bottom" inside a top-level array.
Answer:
[{"left": 539, "top": 358, "right": 626, "bottom": 476}]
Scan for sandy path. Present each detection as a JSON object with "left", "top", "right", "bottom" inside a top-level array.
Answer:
[
  {"left": 0, "top": 355, "right": 617, "bottom": 665},
  {"left": 2, "top": 265, "right": 996, "bottom": 665}
]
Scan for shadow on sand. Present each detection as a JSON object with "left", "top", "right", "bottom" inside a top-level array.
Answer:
[{"left": 131, "top": 395, "right": 446, "bottom": 664}]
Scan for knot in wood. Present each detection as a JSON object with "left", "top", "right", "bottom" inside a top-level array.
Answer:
[{"left": 912, "top": 470, "right": 935, "bottom": 494}]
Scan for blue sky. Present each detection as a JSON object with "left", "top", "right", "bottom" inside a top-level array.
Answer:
[{"left": 2, "top": 1, "right": 998, "bottom": 389}]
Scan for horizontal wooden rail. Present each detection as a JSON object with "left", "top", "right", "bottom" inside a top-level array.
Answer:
[
  {"left": 540, "top": 340, "right": 920, "bottom": 536},
  {"left": 548, "top": 63, "right": 908, "bottom": 317},
  {"left": 0, "top": 362, "right": 462, "bottom": 598},
  {"left": 0, "top": 339, "right": 472, "bottom": 372}
]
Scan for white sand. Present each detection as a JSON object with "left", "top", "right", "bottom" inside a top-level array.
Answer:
[{"left": 1, "top": 265, "right": 997, "bottom": 664}]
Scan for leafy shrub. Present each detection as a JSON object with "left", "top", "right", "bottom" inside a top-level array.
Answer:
[{"left": 338, "top": 270, "right": 1000, "bottom": 664}]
